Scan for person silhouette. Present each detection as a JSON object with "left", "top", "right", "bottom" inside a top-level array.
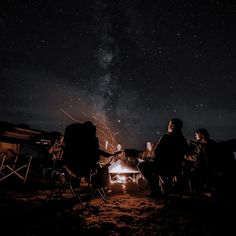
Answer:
[
  {"left": 138, "top": 118, "right": 188, "bottom": 197},
  {"left": 185, "top": 128, "right": 236, "bottom": 201}
]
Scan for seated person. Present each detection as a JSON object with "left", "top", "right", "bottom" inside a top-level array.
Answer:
[
  {"left": 141, "top": 141, "right": 156, "bottom": 161},
  {"left": 114, "top": 143, "right": 126, "bottom": 163},
  {"left": 48, "top": 135, "right": 64, "bottom": 161},
  {"left": 42, "top": 134, "right": 64, "bottom": 179},
  {"left": 185, "top": 128, "right": 236, "bottom": 197},
  {"left": 138, "top": 118, "right": 188, "bottom": 197}
]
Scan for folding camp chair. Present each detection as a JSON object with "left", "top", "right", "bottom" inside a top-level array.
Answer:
[
  {"left": 48, "top": 161, "right": 86, "bottom": 210},
  {"left": 0, "top": 151, "right": 32, "bottom": 184},
  {"left": 86, "top": 162, "right": 110, "bottom": 207},
  {"left": 49, "top": 122, "right": 112, "bottom": 209},
  {"left": 49, "top": 162, "right": 110, "bottom": 210}
]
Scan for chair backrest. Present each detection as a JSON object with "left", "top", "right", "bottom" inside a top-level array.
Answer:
[{"left": 62, "top": 122, "right": 100, "bottom": 177}]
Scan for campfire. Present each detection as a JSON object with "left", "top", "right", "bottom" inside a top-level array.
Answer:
[{"left": 108, "top": 160, "right": 141, "bottom": 193}]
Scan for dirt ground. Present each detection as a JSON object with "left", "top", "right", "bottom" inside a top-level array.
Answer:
[{"left": 0, "top": 181, "right": 235, "bottom": 236}]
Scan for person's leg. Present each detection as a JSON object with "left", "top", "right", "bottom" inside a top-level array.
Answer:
[{"left": 137, "top": 161, "right": 161, "bottom": 195}]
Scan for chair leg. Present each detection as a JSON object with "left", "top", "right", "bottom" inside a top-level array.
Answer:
[
  {"left": 159, "top": 176, "right": 178, "bottom": 194},
  {"left": 67, "top": 182, "right": 85, "bottom": 210},
  {"left": 86, "top": 186, "right": 108, "bottom": 208},
  {"left": 97, "top": 187, "right": 108, "bottom": 202},
  {"left": 49, "top": 174, "right": 85, "bottom": 210}
]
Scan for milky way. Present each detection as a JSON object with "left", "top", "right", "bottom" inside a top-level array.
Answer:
[{"left": 1, "top": 1, "right": 236, "bottom": 149}]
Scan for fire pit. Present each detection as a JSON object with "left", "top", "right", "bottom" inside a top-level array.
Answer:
[{"left": 108, "top": 160, "right": 141, "bottom": 193}]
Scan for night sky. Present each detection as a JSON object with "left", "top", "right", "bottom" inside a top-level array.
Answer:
[{"left": 1, "top": 0, "right": 236, "bottom": 149}]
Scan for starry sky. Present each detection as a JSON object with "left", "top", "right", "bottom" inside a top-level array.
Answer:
[{"left": 1, "top": 0, "right": 236, "bottom": 149}]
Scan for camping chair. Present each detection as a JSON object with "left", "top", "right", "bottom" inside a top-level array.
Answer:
[
  {"left": 49, "top": 163, "right": 86, "bottom": 210},
  {"left": 86, "top": 162, "right": 110, "bottom": 207},
  {"left": 0, "top": 151, "right": 32, "bottom": 184},
  {"left": 49, "top": 122, "right": 111, "bottom": 209},
  {"left": 49, "top": 161, "right": 110, "bottom": 210}
]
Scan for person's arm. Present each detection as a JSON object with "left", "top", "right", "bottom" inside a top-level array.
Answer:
[
  {"left": 99, "top": 149, "right": 113, "bottom": 158},
  {"left": 48, "top": 145, "right": 54, "bottom": 154},
  {"left": 99, "top": 149, "right": 122, "bottom": 158}
]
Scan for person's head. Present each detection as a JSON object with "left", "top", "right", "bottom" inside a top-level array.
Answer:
[
  {"left": 116, "top": 143, "right": 122, "bottom": 151},
  {"left": 168, "top": 118, "right": 183, "bottom": 133},
  {"left": 57, "top": 135, "right": 64, "bottom": 144},
  {"left": 195, "top": 128, "right": 210, "bottom": 142},
  {"left": 146, "top": 141, "right": 153, "bottom": 151},
  {"left": 53, "top": 133, "right": 64, "bottom": 144}
]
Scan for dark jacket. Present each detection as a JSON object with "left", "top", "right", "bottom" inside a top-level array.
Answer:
[{"left": 154, "top": 131, "right": 188, "bottom": 175}]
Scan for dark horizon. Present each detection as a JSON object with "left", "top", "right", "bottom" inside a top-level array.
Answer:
[{"left": 1, "top": 119, "right": 236, "bottom": 153}]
